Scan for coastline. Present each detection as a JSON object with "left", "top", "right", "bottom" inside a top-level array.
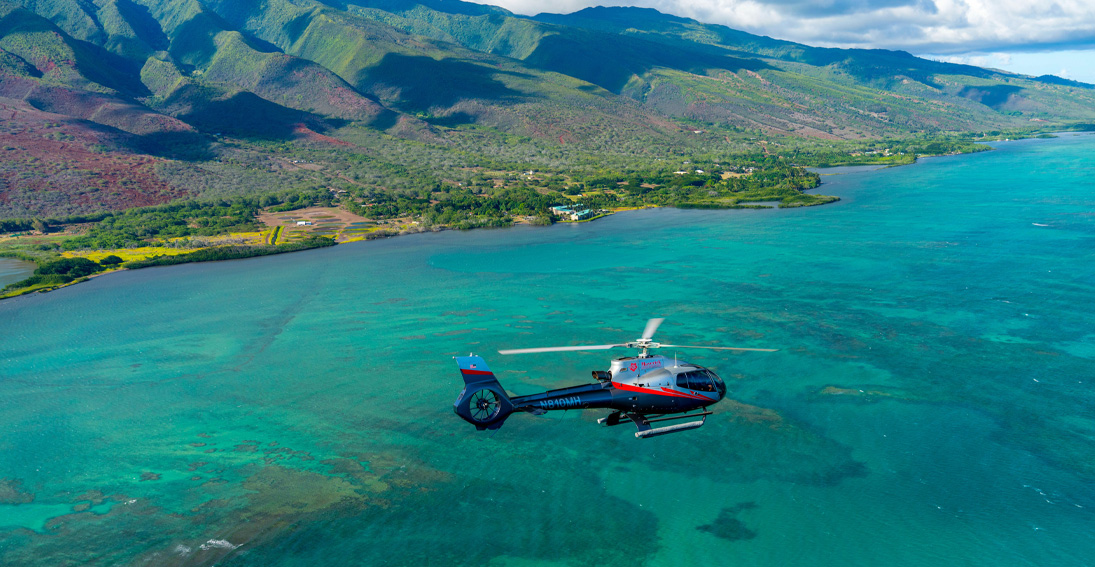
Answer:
[
  {"left": 0, "top": 141, "right": 1013, "bottom": 302},
  {"left": 0, "top": 203, "right": 781, "bottom": 301},
  {"left": 0, "top": 237, "right": 336, "bottom": 300}
]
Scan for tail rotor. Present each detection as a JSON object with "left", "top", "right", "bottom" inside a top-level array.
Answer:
[{"left": 453, "top": 355, "right": 514, "bottom": 430}]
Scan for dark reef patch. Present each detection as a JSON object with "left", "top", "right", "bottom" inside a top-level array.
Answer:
[
  {"left": 0, "top": 478, "right": 35, "bottom": 504},
  {"left": 697, "top": 502, "right": 759, "bottom": 541}
]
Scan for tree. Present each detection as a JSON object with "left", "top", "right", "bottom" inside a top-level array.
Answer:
[
  {"left": 99, "top": 255, "right": 124, "bottom": 266},
  {"left": 35, "top": 258, "right": 103, "bottom": 279}
]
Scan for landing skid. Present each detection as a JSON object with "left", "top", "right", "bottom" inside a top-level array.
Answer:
[{"left": 598, "top": 410, "right": 712, "bottom": 438}]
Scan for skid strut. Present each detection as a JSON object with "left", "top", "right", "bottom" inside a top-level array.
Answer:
[{"left": 598, "top": 410, "right": 713, "bottom": 438}]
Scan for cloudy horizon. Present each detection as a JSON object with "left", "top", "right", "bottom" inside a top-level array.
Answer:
[{"left": 467, "top": 0, "right": 1095, "bottom": 83}]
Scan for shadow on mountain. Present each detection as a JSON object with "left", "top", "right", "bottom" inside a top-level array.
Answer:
[
  {"left": 1034, "top": 75, "right": 1094, "bottom": 89},
  {"left": 3, "top": 6, "right": 150, "bottom": 97},
  {"left": 798, "top": 48, "right": 998, "bottom": 88},
  {"left": 523, "top": 32, "right": 770, "bottom": 93},
  {"left": 168, "top": 10, "right": 233, "bottom": 68},
  {"left": 363, "top": 54, "right": 525, "bottom": 111},
  {"left": 422, "top": 111, "right": 478, "bottom": 127},
  {"left": 114, "top": 0, "right": 170, "bottom": 51},
  {"left": 957, "top": 85, "right": 1025, "bottom": 110},
  {"left": 178, "top": 91, "right": 328, "bottom": 140},
  {"left": 135, "top": 131, "right": 215, "bottom": 161},
  {"left": 0, "top": 50, "right": 43, "bottom": 78}
]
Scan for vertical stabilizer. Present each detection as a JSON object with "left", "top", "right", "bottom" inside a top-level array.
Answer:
[{"left": 453, "top": 355, "right": 514, "bottom": 430}]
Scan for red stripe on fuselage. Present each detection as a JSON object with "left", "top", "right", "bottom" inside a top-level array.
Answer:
[
  {"left": 613, "top": 382, "right": 713, "bottom": 400},
  {"left": 661, "top": 387, "right": 713, "bottom": 401},
  {"left": 460, "top": 369, "right": 495, "bottom": 376}
]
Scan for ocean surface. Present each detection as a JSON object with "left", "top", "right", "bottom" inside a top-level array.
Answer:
[{"left": 1, "top": 133, "right": 1093, "bottom": 566}]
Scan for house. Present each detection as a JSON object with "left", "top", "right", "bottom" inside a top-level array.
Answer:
[
  {"left": 296, "top": 221, "right": 313, "bottom": 226},
  {"left": 550, "top": 205, "right": 596, "bottom": 221}
]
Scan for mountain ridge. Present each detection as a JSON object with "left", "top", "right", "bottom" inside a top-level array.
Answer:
[{"left": 1, "top": 0, "right": 1094, "bottom": 219}]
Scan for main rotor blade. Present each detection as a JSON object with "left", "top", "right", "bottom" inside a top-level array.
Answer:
[
  {"left": 658, "top": 344, "right": 779, "bottom": 352},
  {"left": 642, "top": 318, "right": 665, "bottom": 340},
  {"left": 498, "top": 344, "right": 626, "bottom": 355}
]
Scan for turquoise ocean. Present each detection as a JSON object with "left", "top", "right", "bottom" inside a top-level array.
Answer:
[{"left": 1, "top": 134, "right": 1093, "bottom": 566}]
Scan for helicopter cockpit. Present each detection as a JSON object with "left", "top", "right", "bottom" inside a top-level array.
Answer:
[{"left": 674, "top": 368, "right": 726, "bottom": 395}]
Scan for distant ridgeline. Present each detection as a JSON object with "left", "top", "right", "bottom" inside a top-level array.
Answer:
[{"left": 0, "top": 0, "right": 1092, "bottom": 230}]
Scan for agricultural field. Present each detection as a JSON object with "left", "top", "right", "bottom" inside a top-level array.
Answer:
[{"left": 258, "top": 207, "right": 378, "bottom": 243}]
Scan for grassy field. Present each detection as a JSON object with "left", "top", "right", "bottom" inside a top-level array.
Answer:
[{"left": 60, "top": 232, "right": 273, "bottom": 263}]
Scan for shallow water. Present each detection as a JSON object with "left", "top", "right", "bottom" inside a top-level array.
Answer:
[
  {"left": 807, "top": 163, "right": 893, "bottom": 175},
  {"left": 0, "top": 257, "right": 34, "bottom": 288},
  {"left": 1, "top": 134, "right": 1093, "bottom": 566}
]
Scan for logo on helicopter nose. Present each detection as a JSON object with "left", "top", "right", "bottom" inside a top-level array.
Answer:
[{"left": 629, "top": 363, "right": 638, "bottom": 371}]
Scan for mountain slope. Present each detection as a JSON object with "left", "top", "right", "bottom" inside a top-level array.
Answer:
[
  {"left": 10, "top": 0, "right": 1095, "bottom": 141},
  {"left": 2, "top": 0, "right": 1094, "bottom": 220},
  {"left": 527, "top": 6, "right": 1095, "bottom": 134}
]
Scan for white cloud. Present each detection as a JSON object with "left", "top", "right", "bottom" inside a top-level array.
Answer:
[
  {"left": 923, "top": 49, "right": 1095, "bottom": 83},
  {"left": 475, "top": 0, "right": 1095, "bottom": 54}
]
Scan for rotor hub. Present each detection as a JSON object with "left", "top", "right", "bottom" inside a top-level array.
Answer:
[{"left": 626, "top": 339, "right": 662, "bottom": 357}]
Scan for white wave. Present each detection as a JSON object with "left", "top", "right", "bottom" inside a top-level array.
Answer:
[{"left": 199, "top": 539, "right": 241, "bottom": 551}]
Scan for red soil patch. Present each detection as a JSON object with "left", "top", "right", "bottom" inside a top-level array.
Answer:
[
  {"left": 292, "top": 123, "right": 351, "bottom": 146},
  {"left": 0, "top": 98, "right": 188, "bottom": 217}
]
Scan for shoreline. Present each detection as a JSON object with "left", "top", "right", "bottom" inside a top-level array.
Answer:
[
  {"left": 3, "top": 140, "right": 1013, "bottom": 302},
  {"left": 0, "top": 200, "right": 823, "bottom": 301}
]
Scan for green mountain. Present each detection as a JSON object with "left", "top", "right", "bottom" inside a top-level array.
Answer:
[{"left": 1, "top": 0, "right": 1093, "bottom": 218}]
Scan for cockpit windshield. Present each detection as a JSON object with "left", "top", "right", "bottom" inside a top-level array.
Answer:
[
  {"left": 708, "top": 369, "right": 726, "bottom": 395},
  {"left": 675, "top": 370, "right": 717, "bottom": 392}
]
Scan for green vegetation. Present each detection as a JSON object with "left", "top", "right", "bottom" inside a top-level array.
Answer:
[
  {"left": 59, "top": 201, "right": 262, "bottom": 250},
  {"left": 0, "top": 195, "right": 341, "bottom": 299},
  {"left": 0, "top": 220, "right": 34, "bottom": 233},
  {"left": 122, "top": 237, "right": 336, "bottom": 269},
  {"left": 1, "top": 257, "right": 106, "bottom": 297}
]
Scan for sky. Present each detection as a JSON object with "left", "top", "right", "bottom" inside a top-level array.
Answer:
[{"left": 467, "top": 0, "right": 1095, "bottom": 84}]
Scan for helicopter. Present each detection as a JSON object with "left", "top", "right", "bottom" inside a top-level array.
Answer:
[{"left": 453, "top": 318, "right": 777, "bottom": 438}]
